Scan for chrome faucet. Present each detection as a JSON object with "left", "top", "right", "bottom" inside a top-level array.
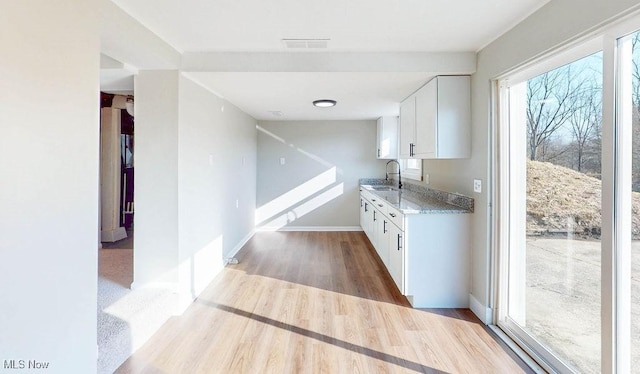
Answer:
[{"left": 385, "top": 160, "right": 402, "bottom": 189}]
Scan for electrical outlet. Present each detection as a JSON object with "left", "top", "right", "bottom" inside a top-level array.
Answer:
[
  {"left": 280, "top": 157, "right": 286, "bottom": 165},
  {"left": 473, "top": 179, "right": 482, "bottom": 193},
  {"left": 236, "top": 199, "right": 239, "bottom": 208}
]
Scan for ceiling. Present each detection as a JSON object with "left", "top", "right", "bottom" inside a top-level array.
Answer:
[
  {"left": 103, "top": 0, "right": 549, "bottom": 120},
  {"left": 186, "top": 72, "right": 433, "bottom": 120}
]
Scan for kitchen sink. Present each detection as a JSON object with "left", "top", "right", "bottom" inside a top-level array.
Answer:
[{"left": 370, "top": 186, "right": 397, "bottom": 191}]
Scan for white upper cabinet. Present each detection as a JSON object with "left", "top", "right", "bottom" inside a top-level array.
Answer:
[
  {"left": 376, "top": 116, "right": 398, "bottom": 159},
  {"left": 414, "top": 79, "right": 438, "bottom": 157},
  {"left": 399, "top": 75, "right": 470, "bottom": 159},
  {"left": 399, "top": 97, "right": 416, "bottom": 158}
]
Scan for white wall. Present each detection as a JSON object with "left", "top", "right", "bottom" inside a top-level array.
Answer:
[
  {"left": 256, "top": 120, "right": 387, "bottom": 230},
  {"left": 422, "top": 0, "right": 640, "bottom": 322},
  {"left": 177, "top": 76, "right": 257, "bottom": 304},
  {"left": 134, "top": 73, "right": 258, "bottom": 310},
  {"left": 134, "top": 70, "right": 181, "bottom": 287},
  {"left": 0, "top": 1, "right": 100, "bottom": 372}
]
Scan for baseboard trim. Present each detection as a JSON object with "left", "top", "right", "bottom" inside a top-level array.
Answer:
[
  {"left": 101, "top": 227, "right": 127, "bottom": 243},
  {"left": 256, "top": 226, "right": 363, "bottom": 232},
  {"left": 469, "top": 293, "right": 492, "bottom": 324},
  {"left": 225, "top": 229, "right": 255, "bottom": 261}
]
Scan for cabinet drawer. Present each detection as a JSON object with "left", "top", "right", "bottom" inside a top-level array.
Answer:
[
  {"left": 387, "top": 206, "right": 404, "bottom": 230},
  {"left": 368, "top": 194, "right": 380, "bottom": 206},
  {"left": 361, "top": 190, "right": 375, "bottom": 204},
  {"left": 373, "top": 198, "right": 388, "bottom": 217}
]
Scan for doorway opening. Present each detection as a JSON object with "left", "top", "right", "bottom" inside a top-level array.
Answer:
[{"left": 100, "top": 92, "right": 135, "bottom": 253}]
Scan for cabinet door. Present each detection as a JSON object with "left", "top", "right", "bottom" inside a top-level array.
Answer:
[
  {"left": 371, "top": 208, "right": 380, "bottom": 249},
  {"left": 434, "top": 75, "right": 471, "bottom": 159},
  {"left": 375, "top": 215, "right": 390, "bottom": 267},
  {"left": 415, "top": 78, "right": 437, "bottom": 158},
  {"left": 377, "top": 116, "right": 398, "bottom": 159},
  {"left": 388, "top": 222, "right": 404, "bottom": 293},
  {"left": 363, "top": 200, "right": 375, "bottom": 244},
  {"left": 399, "top": 96, "right": 416, "bottom": 158},
  {"left": 359, "top": 196, "right": 366, "bottom": 230}
]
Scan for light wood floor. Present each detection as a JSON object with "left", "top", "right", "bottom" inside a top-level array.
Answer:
[{"left": 117, "top": 231, "right": 532, "bottom": 373}]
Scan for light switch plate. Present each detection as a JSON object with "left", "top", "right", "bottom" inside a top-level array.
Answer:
[
  {"left": 280, "top": 157, "right": 286, "bottom": 165},
  {"left": 473, "top": 179, "right": 482, "bottom": 193}
]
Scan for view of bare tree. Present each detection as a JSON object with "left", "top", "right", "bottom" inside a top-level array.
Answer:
[
  {"left": 631, "top": 33, "right": 640, "bottom": 191},
  {"left": 569, "top": 85, "right": 601, "bottom": 172},
  {"left": 526, "top": 53, "right": 604, "bottom": 180},
  {"left": 527, "top": 65, "right": 589, "bottom": 161},
  {"left": 632, "top": 33, "right": 640, "bottom": 108}
]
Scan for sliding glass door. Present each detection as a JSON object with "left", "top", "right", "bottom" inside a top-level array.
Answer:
[
  {"left": 620, "top": 30, "right": 640, "bottom": 373},
  {"left": 496, "top": 20, "right": 640, "bottom": 373},
  {"left": 500, "top": 51, "right": 604, "bottom": 373}
]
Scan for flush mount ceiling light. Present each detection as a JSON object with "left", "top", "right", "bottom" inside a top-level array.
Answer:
[{"left": 312, "top": 99, "right": 337, "bottom": 108}]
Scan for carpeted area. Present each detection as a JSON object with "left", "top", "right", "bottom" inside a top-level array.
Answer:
[{"left": 98, "top": 238, "right": 176, "bottom": 374}]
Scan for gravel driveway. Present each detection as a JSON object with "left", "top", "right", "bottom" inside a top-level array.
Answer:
[{"left": 522, "top": 238, "right": 640, "bottom": 372}]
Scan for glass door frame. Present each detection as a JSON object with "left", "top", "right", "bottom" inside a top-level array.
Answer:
[{"left": 492, "top": 15, "right": 640, "bottom": 374}]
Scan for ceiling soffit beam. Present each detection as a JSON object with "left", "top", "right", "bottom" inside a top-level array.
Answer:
[
  {"left": 100, "top": 0, "right": 180, "bottom": 70},
  {"left": 100, "top": 54, "right": 125, "bottom": 69},
  {"left": 181, "top": 52, "right": 476, "bottom": 74}
]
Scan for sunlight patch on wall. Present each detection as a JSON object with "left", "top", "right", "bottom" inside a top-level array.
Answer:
[
  {"left": 260, "top": 183, "right": 344, "bottom": 230},
  {"left": 255, "top": 167, "right": 337, "bottom": 224},
  {"left": 191, "top": 235, "right": 224, "bottom": 296},
  {"left": 295, "top": 146, "right": 340, "bottom": 171},
  {"left": 177, "top": 235, "right": 225, "bottom": 309},
  {"left": 257, "top": 125, "right": 340, "bottom": 172},
  {"left": 256, "top": 125, "right": 286, "bottom": 144}
]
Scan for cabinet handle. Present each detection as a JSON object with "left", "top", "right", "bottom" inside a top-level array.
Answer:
[
  {"left": 378, "top": 204, "right": 383, "bottom": 207},
  {"left": 383, "top": 220, "right": 387, "bottom": 233},
  {"left": 409, "top": 143, "right": 415, "bottom": 157},
  {"left": 373, "top": 210, "right": 377, "bottom": 222},
  {"left": 365, "top": 203, "right": 368, "bottom": 212},
  {"left": 389, "top": 213, "right": 396, "bottom": 218},
  {"left": 377, "top": 149, "right": 381, "bottom": 157},
  {"left": 397, "top": 234, "right": 402, "bottom": 251},
  {"left": 360, "top": 198, "right": 363, "bottom": 208},
  {"left": 372, "top": 198, "right": 376, "bottom": 202}
]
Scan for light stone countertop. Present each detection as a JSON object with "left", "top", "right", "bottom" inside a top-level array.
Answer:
[{"left": 359, "top": 179, "right": 473, "bottom": 214}]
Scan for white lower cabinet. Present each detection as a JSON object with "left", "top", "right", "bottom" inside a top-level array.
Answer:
[
  {"left": 387, "top": 220, "right": 404, "bottom": 293},
  {"left": 360, "top": 194, "right": 375, "bottom": 243},
  {"left": 359, "top": 196, "right": 367, "bottom": 234},
  {"left": 360, "top": 191, "right": 470, "bottom": 308},
  {"left": 375, "top": 209, "right": 390, "bottom": 268}
]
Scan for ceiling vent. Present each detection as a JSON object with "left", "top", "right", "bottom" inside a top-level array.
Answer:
[{"left": 282, "top": 38, "right": 329, "bottom": 49}]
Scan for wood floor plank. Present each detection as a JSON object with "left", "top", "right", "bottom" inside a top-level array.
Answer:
[{"left": 117, "top": 231, "right": 533, "bottom": 374}]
